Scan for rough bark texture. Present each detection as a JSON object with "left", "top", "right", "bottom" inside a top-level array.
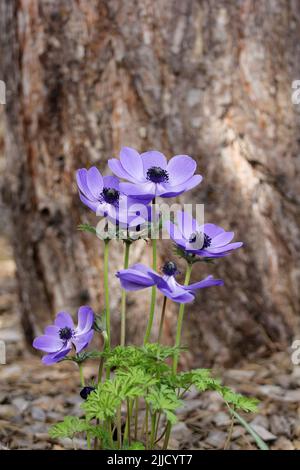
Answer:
[{"left": 1, "top": 0, "right": 300, "bottom": 366}]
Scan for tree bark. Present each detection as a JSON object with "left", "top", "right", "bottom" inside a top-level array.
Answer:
[{"left": 1, "top": 0, "right": 300, "bottom": 366}]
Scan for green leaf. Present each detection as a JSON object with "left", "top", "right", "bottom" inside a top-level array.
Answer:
[
  {"left": 49, "top": 416, "right": 88, "bottom": 439},
  {"left": 124, "top": 441, "right": 145, "bottom": 450},
  {"left": 77, "top": 223, "right": 97, "bottom": 235},
  {"left": 146, "top": 384, "right": 181, "bottom": 424}
]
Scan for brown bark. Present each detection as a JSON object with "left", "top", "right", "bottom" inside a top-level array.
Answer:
[{"left": 1, "top": 0, "right": 300, "bottom": 366}]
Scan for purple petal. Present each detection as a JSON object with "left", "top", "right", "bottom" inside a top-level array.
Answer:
[
  {"left": 210, "top": 231, "right": 234, "bottom": 247},
  {"left": 207, "top": 242, "right": 243, "bottom": 254},
  {"left": 116, "top": 264, "right": 155, "bottom": 290},
  {"left": 176, "top": 210, "right": 198, "bottom": 239},
  {"left": 108, "top": 158, "right": 139, "bottom": 183},
  {"left": 76, "top": 306, "right": 94, "bottom": 335},
  {"left": 33, "top": 334, "right": 63, "bottom": 353},
  {"left": 120, "top": 147, "right": 144, "bottom": 182},
  {"left": 54, "top": 312, "right": 74, "bottom": 329},
  {"left": 119, "top": 182, "right": 155, "bottom": 202},
  {"left": 185, "top": 275, "right": 224, "bottom": 290},
  {"left": 161, "top": 284, "right": 194, "bottom": 303},
  {"left": 44, "top": 325, "right": 60, "bottom": 336},
  {"left": 86, "top": 167, "right": 103, "bottom": 199},
  {"left": 79, "top": 192, "right": 101, "bottom": 213},
  {"left": 160, "top": 174, "right": 202, "bottom": 197},
  {"left": 76, "top": 169, "right": 96, "bottom": 200},
  {"left": 102, "top": 175, "right": 120, "bottom": 190},
  {"left": 167, "top": 155, "right": 197, "bottom": 185},
  {"left": 164, "top": 220, "right": 186, "bottom": 244},
  {"left": 73, "top": 330, "right": 94, "bottom": 353},
  {"left": 42, "top": 346, "right": 71, "bottom": 365},
  {"left": 141, "top": 151, "right": 167, "bottom": 172},
  {"left": 201, "top": 223, "right": 224, "bottom": 238}
]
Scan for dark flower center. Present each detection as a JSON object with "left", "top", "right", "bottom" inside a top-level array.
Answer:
[
  {"left": 80, "top": 386, "right": 95, "bottom": 400},
  {"left": 162, "top": 261, "right": 178, "bottom": 276},
  {"left": 146, "top": 166, "right": 169, "bottom": 183},
  {"left": 189, "top": 231, "right": 212, "bottom": 249},
  {"left": 59, "top": 326, "right": 73, "bottom": 341},
  {"left": 101, "top": 187, "right": 120, "bottom": 206}
]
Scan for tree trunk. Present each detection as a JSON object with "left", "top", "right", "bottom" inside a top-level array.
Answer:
[{"left": 1, "top": 0, "right": 300, "bottom": 366}]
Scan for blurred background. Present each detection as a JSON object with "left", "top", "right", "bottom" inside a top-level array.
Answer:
[{"left": 0, "top": 0, "right": 300, "bottom": 450}]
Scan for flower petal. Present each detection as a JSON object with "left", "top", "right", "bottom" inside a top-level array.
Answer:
[
  {"left": 79, "top": 192, "right": 100, "bottom": 213},
  {"left": 102, "top": 175, "right": 120, "bottom": 190},
  {"left": 119, "top": 182, "right": 155, "bottom": 202},
  {"left": 185, "top": 275, "right": 224, "bottom": 290},
  {"left": 54, "top": 312, "right": 74, "bottom": 329},
  {"left": 207, "top": 242, "right": 243, "bottom": 254},
  {"left": 116, "top": 264, "right": 155, "bottom": 290},
  {"left": 42, "top": 346, "right": 71, "bottom": 365},
  {"left": 76, "top": 306, "right": 94, "bottom": 335},
  {"left": 86, "top": 167, "right": 103, "bottom": 199},
  {"left": 200, "top": 223, "right": 224, "bottom": 239},
  {"left": 141, "top": 151, "right": 167, "bottom": 172},
  {"left": 176, "top": 210, "right": 198, "bottom": 239},
  {"left": 164, "top": 220, "right": 186, "bottom": 244},
  {"left": 120, "top": 147, "right": 144, "bottom": 182},
  {"left": 73, "top": 330, "right": 94, "bottom": 353},
  {"left": 210, "top": 231, "right": 234, "bottom": 247},
  {"left": 44, "top": 325, "right": 60, "bottom": 336},
  {"left": 167, "top": 155, "right": 197, "bottom": 185},
  {"left": 76, "top": 169, "right": 96, "bottom": 200},
  {"left": 160, "top": 174, "right": 202, "bottom": 197},
  {"left": 108, "top": 159, "right": 138, "bottom": 183},
  {"left": 33, "top": 334, "right": 63, "bottom": 353}
]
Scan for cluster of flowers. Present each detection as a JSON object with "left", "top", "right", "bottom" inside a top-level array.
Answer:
[{"left": 33, "top": 147, "right": 242, "bottom": 364}]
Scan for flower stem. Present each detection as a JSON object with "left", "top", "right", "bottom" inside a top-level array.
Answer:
[
  {"left": 134, "top": 397, "right": 139, "bottom": 440},
  {"left": 79, "top": 363, "right": 85, "bottom": 387},
  {"left": 121, "top": 241, "right": 131, "bottom": 346},
  {"left": 144, "top": 199, "right": 157, "bottom": 344},
  {"left": 172, "top": 263, "right": 193, "bottom": 374},
  {"left": 116, "top": 405, "right": 122, "bottom": 449},
  {"left": 157, "top": 296, "right": 167, "bottom": 343},
  {"left": 104, "top": 239, "right": 111, "bottom": 348},
  {"left": 163, "top": 263, "right": 193, "bottom": 451}
]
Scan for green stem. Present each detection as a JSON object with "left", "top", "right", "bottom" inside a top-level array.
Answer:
[
  {"left": 134, "top": 398, "right": 139, "bottom": 441},
  {"left": 172, "top": 263, "right": 193, "bottom": 374},
  {"left": 116, "top": 405, "right": 122, "bottom": 449},
  {"left": 79, "top": 363, "right": 85, "bottom": 387},
  {"left": 163, "top": 263, "right": 193, "bottom": 451},
  {"left": 145, "top": 404, "right": 149, "bottom": 449},
  {"left": 144, "top": 199, "right": 157, "bottom": 344},
  {"left": 121, "top": 242, "right": 131, "bottom": 346},
  {"left": 104, "top": 240, "right": 111, "bottom": 348},
  {"left": 163, "top": 422, "right": 171, "bottom": 450},
  {"left": 150, "top": 413, "right": 157, "bottom": 449},
  {"left": 157, "top": 296, "right": 167, "bottom": 343}
]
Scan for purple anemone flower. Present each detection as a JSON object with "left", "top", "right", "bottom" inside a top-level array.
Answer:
[
  {"left": 108, "top": 147, "right": 202, "bottom": 201},
  {"left": 76, "top": 167, "right": 149, "bottom": 227},
  {"left": 165, "top": 211, "right": 243, "bottom": 258},
  {"left": 33, "top": 306, "right": 94, "bottom": 365},
  {"left": 116, "top": 262, "right": 223, "bottom": 304}
]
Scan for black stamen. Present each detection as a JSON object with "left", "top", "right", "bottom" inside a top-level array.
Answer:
[
  {"left": 59, "top": 326, "right": 73, "bottom": 340},
  {"left": 80, "top": 386, "right": 95, "bottom": 400},
  {"left": 146, "top": 166, "right": 169, "bottom": 183},
  {"left": 101, "top": 187, "right": 120, "bottom": 206},
  {"left": 189, "top": 231, "right": 212, "bottom": 249},
  {"left": 162, "top": 261, "right": 178, "bottom": 276}
]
